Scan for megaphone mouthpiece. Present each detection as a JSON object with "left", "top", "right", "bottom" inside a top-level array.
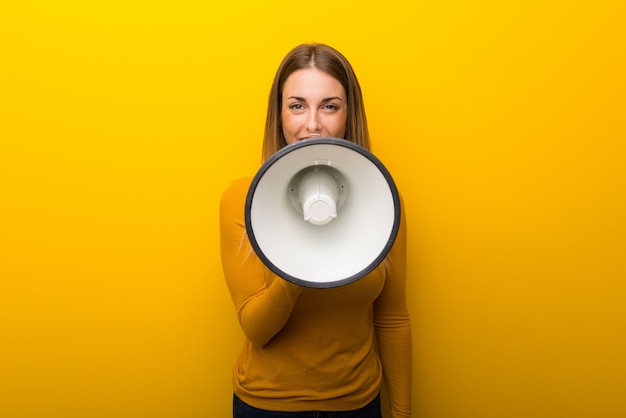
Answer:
[{"left": 290, "top": 166, "right": 346, "bottom": 226}]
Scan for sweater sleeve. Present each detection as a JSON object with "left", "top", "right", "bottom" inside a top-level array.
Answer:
[
  {"left": 373, "top": 195, "right": 412, "bottom": 417},
  {"left": 219, "top": 179, "right": 303, "bottom": 347}
]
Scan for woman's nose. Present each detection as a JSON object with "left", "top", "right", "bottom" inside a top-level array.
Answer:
[{"left": 305, "top": 111, "right": 322, "bottom": 132}]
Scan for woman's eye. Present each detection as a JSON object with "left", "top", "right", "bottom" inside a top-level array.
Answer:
[
  {"left": 289, "top": 103, "right": 304, "bottom": 111},
  {"left": 323, "top": 104, "right": 339, "bottom": 111}
]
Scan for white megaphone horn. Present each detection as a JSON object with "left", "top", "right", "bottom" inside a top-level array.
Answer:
[{"left": 245, "top": 137, "right": 400, "bottom": 288}]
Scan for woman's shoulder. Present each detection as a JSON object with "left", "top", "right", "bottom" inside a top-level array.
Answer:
[
  {"left": 221, "top": 176, "right": 253, "bottom": 203},
  {"left": 228, "top": 177, "right": 253, "bottom": 192}
]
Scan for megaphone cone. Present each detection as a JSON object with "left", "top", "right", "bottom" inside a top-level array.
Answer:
[{"left": 245, "top": 137, "right": 400, "bottom": 288}]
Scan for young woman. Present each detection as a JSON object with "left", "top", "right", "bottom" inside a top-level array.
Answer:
[{"left": 220, "top": 43, "right": 412, "bottom": 418}]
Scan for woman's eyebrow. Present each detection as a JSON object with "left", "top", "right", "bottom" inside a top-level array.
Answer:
[
  {"left": 321, "top": 96, "right": 343, "bottom": 102},
  {"left": 286, "top": 96, "right": 344, "bottom": 102}
]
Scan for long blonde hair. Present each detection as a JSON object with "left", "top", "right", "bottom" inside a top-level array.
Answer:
[{"left": 262, "top": 44, "right": 371, "bottom": 162}]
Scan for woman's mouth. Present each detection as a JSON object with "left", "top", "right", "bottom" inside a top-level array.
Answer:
[{"left": 300, "top": 133, "right": 321, "bottom": 140}]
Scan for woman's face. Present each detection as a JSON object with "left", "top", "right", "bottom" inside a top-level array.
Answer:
[{"left": 281, "top": 68, "right": 347, "bottom": 145}]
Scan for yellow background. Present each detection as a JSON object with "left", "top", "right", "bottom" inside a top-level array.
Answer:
[{"left": 1, "top": 1, "right": 625, "bottom": 417}]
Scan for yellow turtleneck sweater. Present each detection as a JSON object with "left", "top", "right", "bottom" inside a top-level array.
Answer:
[{"left": 220, "top": 177, "right": 412, "bottom": 417}]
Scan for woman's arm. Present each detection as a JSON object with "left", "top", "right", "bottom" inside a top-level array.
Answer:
[
  {"left": 219, "top": 179, "right": 303, "bottom": 347},
  {"left": 374, "top": 196, "right": 412, "bottom": 417}
]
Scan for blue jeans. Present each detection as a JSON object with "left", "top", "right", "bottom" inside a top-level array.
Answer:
[{"left": 233, "top": 394, "right": 382, "bottom": 418}]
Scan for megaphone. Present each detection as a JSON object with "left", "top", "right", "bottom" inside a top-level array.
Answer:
[{"left": 245, "top": 137, "right": 400, "bottom": 288}]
